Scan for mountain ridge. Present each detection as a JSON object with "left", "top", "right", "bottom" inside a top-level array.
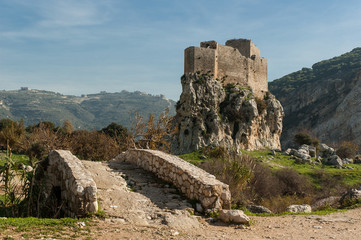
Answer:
[
  {"left": 0, "top": 88, "right": 176, "bottom": 129},
  {"left": 269, "top": 47, "right": 361, "bottom": 148}
]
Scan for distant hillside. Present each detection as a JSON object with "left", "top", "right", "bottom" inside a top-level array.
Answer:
[
  {"left": 269, "top": 47, "right": 361, "bottom": 148},
  {"left": 0, "top": 89, "right": 176, "bottom": 129}
]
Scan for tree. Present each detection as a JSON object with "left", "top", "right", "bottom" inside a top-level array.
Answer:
[
  {"left": 101, "top": 122, "right": 128, "bottom": 151},
  {"left": 62, "top": 120, "right": 74, "bottom": 134},
  {"left": 129, "top": 109, "right": 175, "bottom": 152},
  {"left": 294, "top": 132, "right": 320, "bottom": 148}
]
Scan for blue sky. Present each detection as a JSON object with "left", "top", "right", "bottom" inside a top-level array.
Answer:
[{"left": 1, "top": 0, "right": 360, "bottom": 100}]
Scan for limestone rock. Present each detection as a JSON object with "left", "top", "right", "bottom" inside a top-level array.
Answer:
[
  {"left": 340, "top": 188, "right": 361, "bottom": 206},
  {"left": 343, "top": 158, "right": 353, "bottom": 164},
  {"left": 319, "top": 144, "right": 336, "bottom": 158},
  {"left": 172, "top": 73, "right": 284, "bottom": 154},
  {"left": 312, "top": 196, "right": 341, "bottom": 210},
  {"left": 285, "top": 204, "right": 312, "bottom": 213},
  {"left": 218, "top": 209, "right": 250, "bottom": 224},
  {"left": 284, "top": 148, "right": 292, "bottom": 155},
  {"left": 354, "top": 155, "right": 361, "bottom": 164},
  {"left": 294, "top": 148, "right": 311, "bottom": 162},
  {"left": 246, "top": 205, "right": 272, "bottom": 214},
  {"left": 323, "top": 155, "right": 343, "bottom": 167}
]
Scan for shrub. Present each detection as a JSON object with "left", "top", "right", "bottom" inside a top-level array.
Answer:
[
  {"left": 336, "top": 141, "right": 359, "bottom": 159},
  {"left": 275, "top": 168, "right": 312, "bottom": 196},
  {"left": 201, "top": 153, "right": 255, "bottom": 204},
  {"left": 202, "top": 146, "right": 228, "bottom": 158},
  {"left": 255, "top": 97, "right": 267, "bottom": 114},
  {"left": 294, "top": 132, "right": 320, "bottom": 148},
  {"left": 294, "top": 132, "right": 313, "bottom": 146},
  {"left": 68, "top": 130, "right": 121, "bottom": 161}
]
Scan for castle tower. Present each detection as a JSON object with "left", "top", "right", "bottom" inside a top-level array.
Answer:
[{"left": 184, "top": 38, "right": 268, "bottom": 98}]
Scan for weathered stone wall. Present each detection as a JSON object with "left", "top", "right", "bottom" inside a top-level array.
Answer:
[
  {"left": 184, "top": 46, "right": 216, "bottom": 75},
  {"left": 226, "top": 39, "right": 260, "bottom": 58},
  {"left": 44, "top": 150, "right": 98, "bottom": 217},
  {"left": 184, "top": 38, "right": 268, "bottom": 98},
  {"left": 115, "top": 149, "right": 231, "bottom": 211}
]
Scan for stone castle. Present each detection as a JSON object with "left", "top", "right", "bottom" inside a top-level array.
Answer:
[{"left": 184, "top": 38, "right": 268, "bottom": 98}]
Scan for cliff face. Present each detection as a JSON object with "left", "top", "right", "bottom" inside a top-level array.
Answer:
[
  {"left": 172, "top": 73, "right": 284, "bottom": 154},
  {"left": 269, "top": 48, "right": 361, "bottom": 148}
]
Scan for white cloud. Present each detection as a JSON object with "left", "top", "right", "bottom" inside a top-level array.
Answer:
[{"left": 36, "top": 0, "right": 110, "bottom": 27}]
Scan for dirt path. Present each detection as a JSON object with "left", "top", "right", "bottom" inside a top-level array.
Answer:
[{"left": 82, "top": 160, "right": 361, "bottom": 240}]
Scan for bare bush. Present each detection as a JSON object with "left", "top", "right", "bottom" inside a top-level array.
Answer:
[
  {"left": 67, "top": 130, "right": 121, "bottom": 161},
  {"left": 201, "top": 153, "right": 256, "bottom": 205}
]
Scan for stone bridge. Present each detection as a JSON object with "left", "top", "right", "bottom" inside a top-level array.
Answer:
[
  {"left": 115, "top": 149, "right": 231, "bottom": 211},
  {"left": 44, "top": 149, "right": 231, "bottom": 217}
]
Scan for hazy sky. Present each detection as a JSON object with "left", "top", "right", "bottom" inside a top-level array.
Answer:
[{"left": 1, "top": 0, "right": 360, "bottom": 100}]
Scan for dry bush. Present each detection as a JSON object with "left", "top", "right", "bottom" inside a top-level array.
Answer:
[
  {"left": 255, "top": 97, "right": 267, "bottom": 114},
  {"left": 243, "top": 166, "right": 313, "bottom": 212},
  {"left": 0, "top": 119, "right": 25, "bottom": 152},
  {"left": 67, "top": 130, "right": 121, "bottom": 161},
  {"left": 24, "top": 122, "right": 64, "bottom": 153},
  {"left": 201, "top": 153, "right": 256, "bottom": 204},
  {"left": 336, "top": 141, "right": 359, "bottom": 159},
  {"left": 247, "top": 164, "right": 282, "bottom": 201},
  {"left": 202, "top": 146, "right": 228, "bottom": 158},
  {"left": 129, "top": 109, "right": 174, "bottom": 152},
  {"left": 275, "top": 168, "right": 312, "bottom": 196}
]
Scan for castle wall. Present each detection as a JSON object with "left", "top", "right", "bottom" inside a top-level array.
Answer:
[
  {"left": 184, "top": 38, "right": 268, "bottom": 98},
  {"left": 226, "top": 39, "right": 260, "bottom": 58},
  {"left": 184, "top": 46, "right": 216, "bottom": 75},
  {"left": 216, "top": 44, "right": 248, "bottom": 86},
  {"left": 247, "top": 57, "right": 268, "bottom": 98}
]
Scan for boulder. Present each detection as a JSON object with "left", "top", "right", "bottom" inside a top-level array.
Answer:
[
  {"left": 319, "top": 143, "right": 336, "bottom": 158},
  {"left": 294, "top": 148, "right": 311, "bottom": 162},
  {"left": 284, "top": 148, "right": 293, "bottom": 155},
  {"left": 342, "top": 158, "right": 353, "bottom": 164},
  {"left": 218, "top": 209, "right": 250, "bottom": 224},
  {"left": 308, "top": 146, "right": 317, "bottom": 158},
  {"left": 354, "top": 155, "right": 361, "bottom": 164},
  {"left": 340, "top": 188, "right": 361, "bottom": 206},
  {"left": 246, "top": 205, "right": 272, "bottom": 214},
  {"left": 285, "top": 204, "right": 312, "bottom": 213},
  {"left": 323, "top": 155, "right": 343, "bottom": 167},
  {"left": 311, "top": 196, "right": 341, "bottom": 210}
]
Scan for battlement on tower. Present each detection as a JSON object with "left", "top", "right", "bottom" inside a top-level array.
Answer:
[{"left": 184, "top": 38, "right": 268, "bottom": 98}]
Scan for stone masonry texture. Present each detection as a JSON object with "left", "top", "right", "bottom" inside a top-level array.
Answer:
[
  {"left": 45, "top": 150, "right": 98, "bottom": 217},
  {"left": 115, "top": 149, "right": 232, "bottom": 211},
  {"left": 184, "top": 38, "right": 268, "bottom": 98}
]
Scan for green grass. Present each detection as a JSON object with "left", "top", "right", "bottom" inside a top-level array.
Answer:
[
  {"left": 0, "top": 217, "right": 92, "bottom": 239},
  {"left": 0, "top": 152, "right": 30, "bottom": 167},
  {"left": 243, "top": 207, "right": 346, "bottom": 217},
  {"left": 0, "top": 217, "right": 87, "bottom": 228},
  {"left": 179, "top": 150, "right": 207, "bottom": 165},
  {"left": 240, "top": 149, "right": 361, "bottom": 187}
]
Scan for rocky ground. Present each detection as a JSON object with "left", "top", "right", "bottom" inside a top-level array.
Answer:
[{"left": 80, "top": 160, "right": 361, "bottom": 240}]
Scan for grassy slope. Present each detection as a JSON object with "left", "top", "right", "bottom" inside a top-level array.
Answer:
[{"left": 180, "top": 149, "right": 361, "bottom": 189}]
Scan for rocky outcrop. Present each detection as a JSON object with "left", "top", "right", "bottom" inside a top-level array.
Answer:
[
  {"left": 172, "top": 73, "right": 284, "bottom": 154},
  {"left": 269, "top": 48, "right": 361, "bottom": 148}
]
